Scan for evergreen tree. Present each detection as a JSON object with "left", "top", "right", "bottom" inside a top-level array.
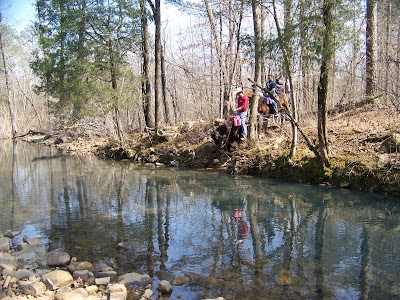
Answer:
[{"left": 31, "top": 0, "right": 141, "bottom": 127}]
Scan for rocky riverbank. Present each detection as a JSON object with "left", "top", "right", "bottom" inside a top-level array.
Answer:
[{"left": 0, "top": 231, "right": 224, "bottom": 300}]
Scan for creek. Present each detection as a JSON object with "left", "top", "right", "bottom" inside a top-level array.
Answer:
[{"left": 1, "top": 140, "right": 399, "bottom": 300}]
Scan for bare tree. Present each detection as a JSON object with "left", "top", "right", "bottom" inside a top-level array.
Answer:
[
  {"left": 248, "top": 0, "right": 262, "bottom": 147},
  {"left": 317, "top": 0, "right": 334, "bottom": 167},
  {"left": 366, "top": 0, "right": 377, "bottom": 98},
  {"left": 271, "top": 0, "right": 297, "bottom": 157},
  {"left": 203, "top": 0, "right": 243, "bottom": 117},
  {"left": 147, "top": 0, "right": 164, "bottom": 129},
  {"left": 0, "top": 14, "right": 18, "bottom": 138},
  {"left": 140, "top": 0, "right": 155, "bottom": 128}
]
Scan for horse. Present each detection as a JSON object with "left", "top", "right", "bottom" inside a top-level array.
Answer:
[
  {"left": 257, "top": 92, "right": 289, "bottom": 116},
  {"left": 250, "top": 90, "right": 290, "bottom": 133},
  {"left": 211, "top": 122, "right": 243, "bottom": 152},
  {"left": 211, "top": 124, "right": 228, "bottom": 148},
  {"left": 225, "top": 123, "right": 243, "bottom": 152}
]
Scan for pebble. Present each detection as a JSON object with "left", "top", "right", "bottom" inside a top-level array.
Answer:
[{"left": 0, "top": 232, "right": 226, "bottom": 300}]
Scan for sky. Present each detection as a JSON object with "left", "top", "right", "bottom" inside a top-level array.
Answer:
[
  {"left": 0, "top": 0, "right": 188, "bottom": 34},
  {"left": 1, "top": 0, "right": 36, "bottom": 32}
]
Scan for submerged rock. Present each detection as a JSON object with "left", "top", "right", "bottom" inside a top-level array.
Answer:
[
  {"left": 47, "top": 249, "right": 71, "bottom": 267},
  {"left": 157, "top": 280, "right": 172, "bottom": 294}
]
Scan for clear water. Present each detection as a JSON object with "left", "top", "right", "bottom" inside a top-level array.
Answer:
[{"left": 1, "top": 140, "right": 399, "bottom": 300}]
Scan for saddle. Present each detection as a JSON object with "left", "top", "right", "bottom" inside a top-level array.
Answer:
[{"left": 264, "top": 97, "right": 278, "bottom": 114}]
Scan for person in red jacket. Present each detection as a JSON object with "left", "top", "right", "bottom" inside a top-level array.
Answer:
[{"left": 234, "top": 87, "right": 249, "bottom": 140}]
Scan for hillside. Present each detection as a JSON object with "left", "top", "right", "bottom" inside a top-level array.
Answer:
[{"left": 22, "top": 98, "right": 400, "bottom": 197}]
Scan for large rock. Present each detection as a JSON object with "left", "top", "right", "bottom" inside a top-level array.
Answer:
[
  {"left": 118, "top": 272, "right": 151, "bottom": 286},
  {"left": 73, "top": 270, "right": 94, "bottom": 282},
  {"left": 67, "top": 257, "right": 93, "bottom": 272},
  {"left": 24, "top": 237, "right": 44, "bottom": 247},
  {"left": 16, "top": 242, "right": 47, "bottom": 267},
  {"left": 47, "top": 249, "right": 71, "bottom": 267},
  {"left": 42, "top": 270, "right": 73, "bottom": 288},
  {"left": 16, "top": 246, "right": 41, "bottom": 267},
  {"left": 171, "top": 275, "right": 190, "bottom": 286},
  {"left": 14, "top": 268, "right": 35, "bottom": 279},
  {"left": 21, "top": 281, "right": 47, "bottom": 297},
  {"left": 0, "top": 236, "right": 10, "bottom": 252},
  {"left": 0, "top": 253, "right": 18, "bottom": 271},
  {"left": 108, "top": 283, "right": 127, "bottom": 300},
  {"left": 158, "top": 280, "right": 172, "bottom": 294},
  {"left": 95, "top": 277, "right": 110, "bottom": 285},
  {"left": 55, "top": 287, "right": 88, "bottom": 300}
]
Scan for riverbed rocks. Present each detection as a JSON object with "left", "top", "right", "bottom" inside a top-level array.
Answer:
[
  {"left": 0, "top": 233, "right": 226, "bottom": 300},
  {"left": 0, "top": 237, "right": 10, "bottom": 252}
]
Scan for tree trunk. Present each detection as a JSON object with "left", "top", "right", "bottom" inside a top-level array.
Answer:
[
  {"left": 260, "top": 4, "right": 266, "bottom": 86},
  {"left": 299, "top": 0, "right": 308, "bottom": 114},
  {"left": 0, "top": 16, "right": 18, "bottom": 138},
  {"left": 384, "top": 1, "right": 391, "bottom": 92},
  {"left": 71, "top": 0, "right": 87, "bottom": 120},
  {"left": 366, "top": 0, "right": 377, "bottom": 98},
  {"left": 397, "top": 23, "right": 400, "bottom": 100},
  {"left": 272, "top": 0, "right": 297, "bottom": 158},
  {"left": 148, "top": 0, "right": 163, "bottom": 129},
  {"left": 204, "top": 0, "right": 230, "bottom": 115},
  {"left": 161, "top": 44, "right": 172, "bottom": 124},
  {"left": 317, "top": 0, "right": 333, "bottom": 168},
  {"left": 58, "top": 0, "right": 66, "bottom": 106},
  {"left": 154, "top": 0, "right": 163, "bottom": 128},
  {"left": 109, "top": 38, "right": 124, "bottom": 144},
  {"left": 249, "top": 0, "right": 261, "bottom": 147},
  {"left": 140, "top": 0, "right": 155, "bottom": 128}
]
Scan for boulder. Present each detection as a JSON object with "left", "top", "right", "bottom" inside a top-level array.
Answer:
[
  {"left": 42, "top": 270, "right": 73, "bottom": 288},
  {"left": 158, "top": 280, "right": 172, "bottom": 294},
  {"left": 108, "top": 283, "right": 127, "bottom": 300},
  {"left": 47, "top": 250, "right": 71, "bottom": 267},
  {"left": 0, "top": 236, "right": 10, "bottom": 252},
  {"left": 118, "top": 272, "right": 151, "bottom": 286},
  {"left": 14, "top": 268, "right": 35, "bottom": 279},
  {"left": 55, "top": 287, "right": 88, "bottom": 300},
  {"left": 21, "top": 281, "right": 47, "bottom": 297},
  {"left": 379, "top": 133, "right": 400, "bottom": 153}
]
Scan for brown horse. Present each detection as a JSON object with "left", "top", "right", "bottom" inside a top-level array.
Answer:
[
  {"left": 244, "top": 90, "right": 290, "bottom": 134},
  {"left": 257, "top": 92, "right": 289, "bottom": 115},
  {"left": 257, "top": 92, "right": 289, "bottom": 132},
  {"left": 211, "top": 122, "right": 243, "bottom": 152},
  {"left": 244, "top": 90, "right": 289, "bottom": 115}
]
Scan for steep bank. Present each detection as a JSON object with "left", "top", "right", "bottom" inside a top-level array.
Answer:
[{"left": 21, "top": 99, "right": 400, "bottom": 197}]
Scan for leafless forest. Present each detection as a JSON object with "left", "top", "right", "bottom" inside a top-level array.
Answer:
[{"left": 0, "top": 0, "right": 399, "bottom": 144}]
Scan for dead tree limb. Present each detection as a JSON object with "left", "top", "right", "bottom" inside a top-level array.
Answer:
[
  {"left": 248, "top": 77, "right": 281, "bottom": 105},
  {"left": 281, "top": 110, "right": 320, "bottom": 159}
]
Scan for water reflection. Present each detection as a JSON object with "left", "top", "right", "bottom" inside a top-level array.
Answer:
[{"left": 1, "top": 140, "right": 400, "bottom": 299}]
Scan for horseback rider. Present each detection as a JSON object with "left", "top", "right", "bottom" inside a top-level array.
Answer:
[{"left": 265, "top": 74, "right": 279, "bottom": 114}]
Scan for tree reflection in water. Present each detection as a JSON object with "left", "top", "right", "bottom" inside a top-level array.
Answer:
[{"left": 1, "top": 141, "right": 400, "bottom": 299}]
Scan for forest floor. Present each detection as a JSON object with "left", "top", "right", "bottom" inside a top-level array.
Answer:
[{"left": 22, "top": 97, "right": 400, "bottom": 197}]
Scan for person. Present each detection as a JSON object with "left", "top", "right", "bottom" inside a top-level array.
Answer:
[
  {"left": 233, "top": 199, "right": 249, "bottom": 242},
  {"left": 234, "top": 87, "right": 249, "bottom": 140},
  {"left": 266, "top": 74, "right": 277, "bottom": 92},
  {"left": 265, "top": 74, "right": 278, "bottom": 114}
]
